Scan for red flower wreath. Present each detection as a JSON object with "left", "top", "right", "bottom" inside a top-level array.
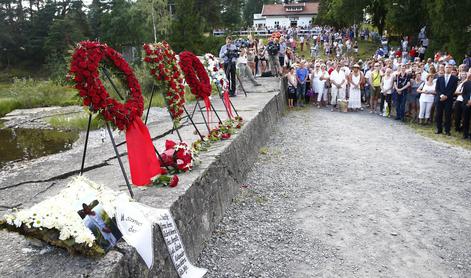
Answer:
[
  {"left": 70, "top": 41, "right": 162, "bottom": 187},
  {"left": 178, "top": 51, "right": 212, "bottom": 99},
  {"left": 143, "top": 42, "right": 186, "bottom": 124},
  {"left": 69, "top": 41, "right": 144, "bottom": 131}
]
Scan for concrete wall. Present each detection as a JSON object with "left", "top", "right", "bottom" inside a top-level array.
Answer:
[{"left": 91, "top": 81, "right": 287, "bottom": 277}]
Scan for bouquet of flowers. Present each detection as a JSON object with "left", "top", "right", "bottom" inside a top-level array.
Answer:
[
  {"left": 159, "top": 140, "right": 195, "bottom": 173},
  {"left": 203, "top": 53, "right": 229, "bottom": 94}
]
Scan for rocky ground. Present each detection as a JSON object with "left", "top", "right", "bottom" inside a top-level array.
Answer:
[{"left": 198, "top": 107, "right": 471, "bottom": 278}]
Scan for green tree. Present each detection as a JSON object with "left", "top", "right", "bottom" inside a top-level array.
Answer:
[
  {"left": 169, "top": 0, "right": 204, "bottom": 53},
  {"left": 221, "top": 0, "right": 242, "bottom": 29},
  {"left": 424, "top": 0, "right": 471, "bottom": 59},
  {"left": 242, "top": 0, "right": 276, "bottom": 27},
  {"left": 88, "top": 0, "right": 111, "bottom": 40},
  {"left": 366, "top": 0, "right": 387, "bottom": 36},
  {"left": 316, "top": 0, "right": 368, "bottom": 28},
  {"left": 385, "top": 0, "right": 425, "bottom": 38},
  {"left": 195, "top": 0, "right": 222, "bottom": 29},
  {"left": 100, "top": 0, "right": 150, "bottom": 48},
  {"left": 136, "top": 0, "right": 171, "bottom": 42}
]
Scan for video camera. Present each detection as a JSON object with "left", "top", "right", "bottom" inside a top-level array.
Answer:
[
  {"left": 226, "top": 48, "right": 241, "bottom": 60},
  {"left": 224, "top": 38, "right": 250, "bottom": 60}
]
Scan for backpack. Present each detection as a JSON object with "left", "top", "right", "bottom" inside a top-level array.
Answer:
[{"left": 267, "top": 43, "right": 279, "bottom": 56}]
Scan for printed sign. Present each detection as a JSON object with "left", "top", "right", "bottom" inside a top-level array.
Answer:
[
  {"left": 116, "top": 200, "right": 153, "bottom": 268},
  {"left": 157, "top": 210, "right": 207, "bottom": 278},
  {"left": 115, "top": 197, "right": 207, "bottom": 277}
]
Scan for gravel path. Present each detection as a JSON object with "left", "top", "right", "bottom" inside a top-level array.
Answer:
[{"left": 197, "top": 107, "right": 471, "bottom": 278}]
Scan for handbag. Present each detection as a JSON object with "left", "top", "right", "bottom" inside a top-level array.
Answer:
[
  {"left": 288, "top": 85, "right": 296, "bottom": 94},
  {"left": 324, "top": 79, "right": 331, "bottom": 88}
]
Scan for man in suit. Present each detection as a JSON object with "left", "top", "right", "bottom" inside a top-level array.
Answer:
[
  {"left": 435, "top": 64, "right": 459, "bottom": 135},
  {"left": 461, "top": 72, "right": 471, "bottom": 139}
]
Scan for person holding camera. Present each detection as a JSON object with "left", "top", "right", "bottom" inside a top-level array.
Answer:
[
  {"left": 219, "top": 36, "right": 238, "bottom": 97},
  {"left": 265, "top": 37, "right": 281, "bottom": 77}
]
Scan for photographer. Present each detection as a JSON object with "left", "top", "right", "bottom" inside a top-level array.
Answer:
[
  {"left": 219, "top": 36, "right": 238, "bottom": 97},
  {"left": 265, "top": 37, "right": 281, "bottom": 77}
]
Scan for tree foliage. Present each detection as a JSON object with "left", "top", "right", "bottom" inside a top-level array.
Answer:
[
  {"left": 315, "top": 0, "right": 470, "bottom": 59},
  {"left": 168, "top": 0, "right": 205, "bottom": 53}
]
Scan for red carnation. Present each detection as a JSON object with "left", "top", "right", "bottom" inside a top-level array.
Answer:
[
  {"left": 165, "top": 139, "right": 177, "bottom": 150},
  {"left": 169, "top": 175, "right": 179, "bottom": 187}
]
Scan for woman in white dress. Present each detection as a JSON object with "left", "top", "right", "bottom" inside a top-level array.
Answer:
[
  {"left": 311, "top": 63, "right": 321, "bottom": 102},
  {"left": 348, "top": 64, "right": 363, "bottom": 110},
  {"left": 316, "top": 64, "right": 329, "bottom": 107},
  {"left": 417, "top": 74, "right": 436, "bottom": 124}
]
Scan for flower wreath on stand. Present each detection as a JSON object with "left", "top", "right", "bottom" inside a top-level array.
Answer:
[
  {"left": 69, "top": 41, "right": 164, "bottom": 187},
  {"left": 203, "top": 53, "right": 234, "bottom": 119},
  {"left": 178, "top": 51, "right": 213, "bottom": 127},
  {"left": 143, "top": 42, "right": 186, "bottom": 126}
]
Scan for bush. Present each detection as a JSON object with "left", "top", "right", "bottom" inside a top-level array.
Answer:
[{"left": 198, "top": 36, "right": 226, "bottom": 56}]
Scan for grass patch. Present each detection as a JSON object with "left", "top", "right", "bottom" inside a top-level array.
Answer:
[
  {"left": 259, "top": 146, "right": 269, "bottom": 155},
  {"left": 295, "top": 40, "right": 378, "bottom": 62},
  {"left": 47, "top": 114, "right": 105, "bottom": 131},
  {"left": 0, "top": 64, "right": 217, "bottom": 119},
  {"left": 408, "top": 122, "right": 471, "bottom": 150},
  {"left": 0, "top": 78, "right": 79, "bottom": 117}
]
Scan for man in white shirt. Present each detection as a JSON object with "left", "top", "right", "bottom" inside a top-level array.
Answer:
[{"left": 330, "top": 63, "right": 347, "bottom": 111}]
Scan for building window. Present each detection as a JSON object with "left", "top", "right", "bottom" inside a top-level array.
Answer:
[{"left": 286, "top": 7, "right": 303, "bottom": 12}]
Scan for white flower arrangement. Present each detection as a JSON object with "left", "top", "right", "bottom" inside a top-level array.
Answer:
[
  {"left": 203, "top": 53, "right": 229, "bottom": 93},
  {"left": 1, "top": 176, "right": 126, "bottom": 255}
]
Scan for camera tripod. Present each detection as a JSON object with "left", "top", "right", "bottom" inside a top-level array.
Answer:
[{"left": 224, "top": 58, "right": 247, "bottom": 97}]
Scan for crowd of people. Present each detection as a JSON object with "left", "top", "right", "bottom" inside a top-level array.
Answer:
[{"left": 219, "top": 27, "right": 471, "bottom": 140}]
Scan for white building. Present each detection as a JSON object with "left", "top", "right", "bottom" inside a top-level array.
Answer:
[{"left": 253, "top": 2, "right": 319, "bottom": 29}]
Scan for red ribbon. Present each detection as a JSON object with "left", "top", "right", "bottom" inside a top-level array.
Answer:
[
  {"left": 203, "top": 96, "right": 212, "bottom": 129},
  {"left": 223, "top": 91, "right": 234, "bottom": 119},
  {"left": 126, "top": 117, "right": 161, "bottom": 186}
]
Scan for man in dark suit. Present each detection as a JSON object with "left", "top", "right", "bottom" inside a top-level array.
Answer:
[
  {"left": 435, "top": 64, "right": 459, "bottom": 135},
  {"left": 461, "top": 72, "right": 471, "bottom": 139}
]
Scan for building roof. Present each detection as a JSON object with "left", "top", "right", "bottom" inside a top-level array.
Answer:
[{"left": 261, "top": 2, "right": 319, "bottom": 16}]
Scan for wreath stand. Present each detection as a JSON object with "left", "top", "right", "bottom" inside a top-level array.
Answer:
[
  {"left": 143, "top": 83, "right": 207, "bottom": 140},
  {"left": 206, "top": 72, "right": 240, "bottom": 118},
  {"left": 224, "top": 61, "right": 248, "bottom": 98},
  {"left": 79, "top": 67, "right": 171, "bottom": 198},
  {"left": 143, "top": 83, "right": 225, "bottom": 134},
  {"left": 191, "top": 98, "right": 224, "bottom": 133}
]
